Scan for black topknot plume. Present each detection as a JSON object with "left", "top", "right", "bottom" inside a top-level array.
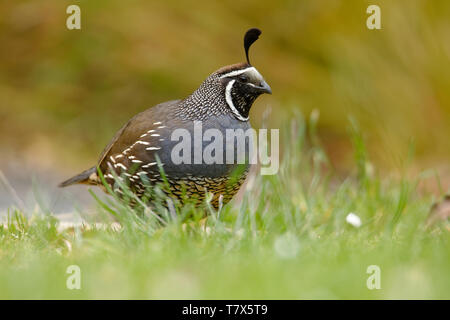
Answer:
[{"left": 244, "top": 28, "right": 262, "bottom": 65}]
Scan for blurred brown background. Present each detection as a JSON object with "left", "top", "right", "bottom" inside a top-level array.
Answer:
[{"left": 0, "top": 0, "right": 449, "bottom": 211}]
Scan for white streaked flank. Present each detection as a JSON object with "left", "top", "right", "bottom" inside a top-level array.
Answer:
[
  {"left": 142, "top": 162, "right": 157, "bottom": 168},
  {"left": 115, "top": 163, "right": 127, "bottom": 170}
]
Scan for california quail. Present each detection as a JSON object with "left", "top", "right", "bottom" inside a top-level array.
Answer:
[{"left": 59, "top": 28, "right": 271, "bottom": 209}]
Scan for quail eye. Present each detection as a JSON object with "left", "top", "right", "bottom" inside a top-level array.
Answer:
[{"left": 238, "top": 75, "right": 248, "bottom": 83}]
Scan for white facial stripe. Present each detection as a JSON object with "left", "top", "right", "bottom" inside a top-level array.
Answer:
[
  {"left": 219, "top": 67, "right": 256, "bottom": 79},
  {"left": 225, "top": 80, "right": 249, "bottom": 122}
]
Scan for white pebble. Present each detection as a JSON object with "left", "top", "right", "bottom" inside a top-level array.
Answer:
[{"left": 346, "top": 212, "right": 362, "bottom": 228}]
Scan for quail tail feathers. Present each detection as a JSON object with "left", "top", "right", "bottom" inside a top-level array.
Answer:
[{"left": 59, "top": 166, "right": 97, "bottom": 187}]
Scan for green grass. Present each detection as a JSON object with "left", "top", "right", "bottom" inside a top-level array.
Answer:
[{"left": 0, "top": 115, "right": 449, "bottom": 299}]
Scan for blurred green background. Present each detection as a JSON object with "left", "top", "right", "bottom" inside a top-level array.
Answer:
[{"left": 0, "top": 0, "right": 449, "bottom": 188}]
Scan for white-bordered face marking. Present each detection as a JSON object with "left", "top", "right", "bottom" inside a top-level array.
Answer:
[
  {"left": 225, "top": 80, "right": 249, "bottom": 122},
  {"left": 220, "top": 66, "right": 267, "bottom": 122},
  {"left": 219, "top": 66, "right": 262, "bottom": 81}
]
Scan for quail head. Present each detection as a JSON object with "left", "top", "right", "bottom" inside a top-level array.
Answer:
[{"left": 60, "top": 28, "right": 271, "bottom": 210}]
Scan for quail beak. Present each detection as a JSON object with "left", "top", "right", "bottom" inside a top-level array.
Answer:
[{"left": 256, "top": 80, "right": 272, "bottom": 94}]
